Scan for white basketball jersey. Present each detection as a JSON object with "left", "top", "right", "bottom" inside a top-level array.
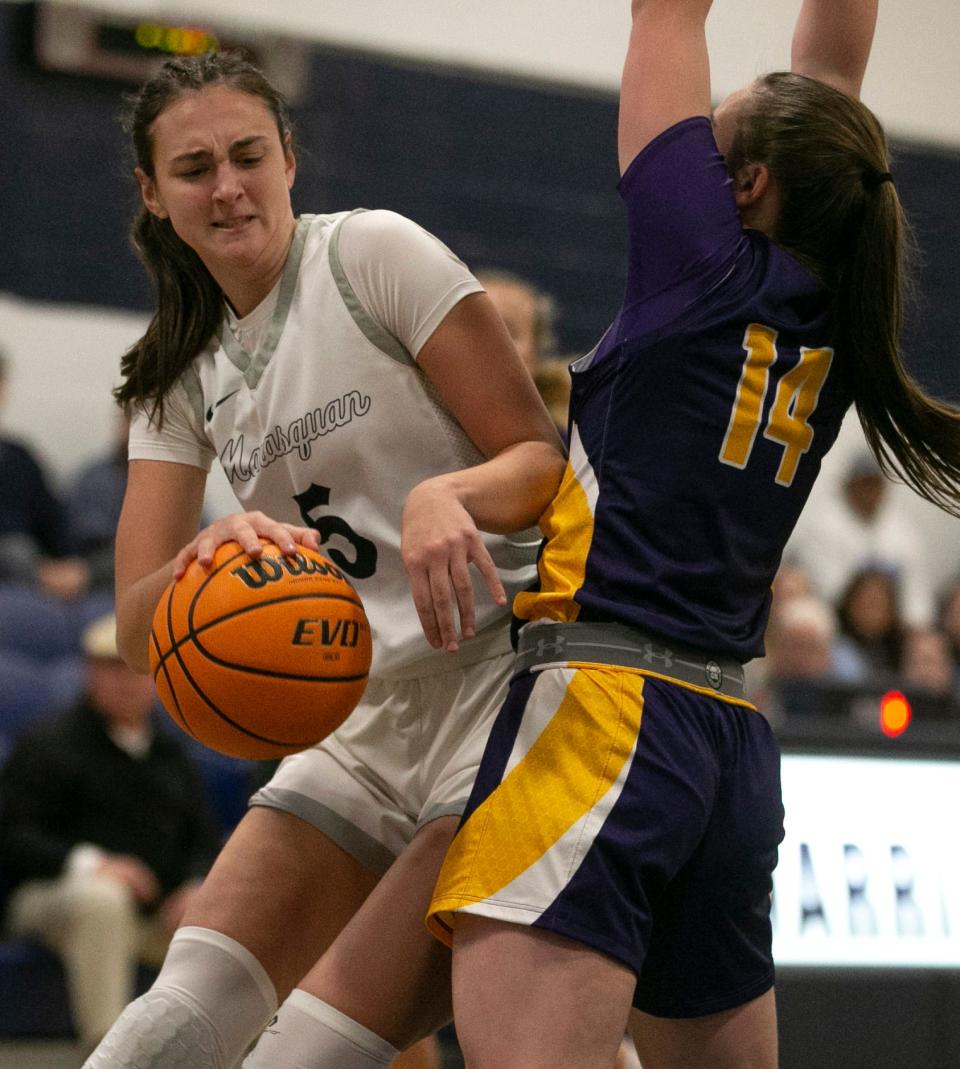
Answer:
[{"left": 129, "top": 210, "right": 540, "bottom": 678}]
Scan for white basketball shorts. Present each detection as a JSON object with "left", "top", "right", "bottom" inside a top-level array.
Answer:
[{"left": 250, "top": 645, "right": 514, "bottom": 874}]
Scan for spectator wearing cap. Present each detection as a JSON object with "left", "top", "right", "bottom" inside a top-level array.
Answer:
[
  {"left": 0, "top": 614, "right": 220, "bottom": 1054},
  {"left": 784, "top": 450, "right": 936, "bottom": 628}
]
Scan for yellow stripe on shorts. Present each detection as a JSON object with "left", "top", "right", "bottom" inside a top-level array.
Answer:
[{"left": 427, "top": 667, "right": 645, "bottom": 943}]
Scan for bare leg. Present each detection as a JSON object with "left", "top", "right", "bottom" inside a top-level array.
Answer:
[
  {"left": 301, "top": 816, "right": 459, "bottom": 1048},
  {"left": 393, "top": 1036, "right": 442, "bottom": 1069},
  {"left": 628, "top": 989, "right": 778, "bottom": 1069},
  {"left": 183, "top": 805, "right": 381, "bottom": 999},
  {"left": 451, "top": 916, "right": 636, "bottom": 1069}
]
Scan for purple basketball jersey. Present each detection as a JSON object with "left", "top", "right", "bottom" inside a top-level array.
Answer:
[{"left": 516, "top": 118, "right": 850, "bottom": 661}]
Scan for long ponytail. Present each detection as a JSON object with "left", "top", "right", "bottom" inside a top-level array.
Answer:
[
  {"left": 839, "top": 179, "right": 960, "bottom": 514},
  {"left": 729, "top": 72, "right": 960, "bottom": 516}
]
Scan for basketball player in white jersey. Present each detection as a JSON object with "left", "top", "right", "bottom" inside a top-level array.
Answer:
[{"left": 83, "top": 52, "right": 564, "bottom": 1069}]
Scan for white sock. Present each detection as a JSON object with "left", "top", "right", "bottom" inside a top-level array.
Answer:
[
  {"left": 83, "top": 926, "right": 278, "bottom": 1069},
  {"left": 243, "top": 989, "right": 400, "bottom": 1069}
]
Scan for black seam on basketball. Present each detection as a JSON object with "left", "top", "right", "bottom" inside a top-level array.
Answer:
[
  {"left": 150, "top": 626, "right": 194, "bottom": 739},
  {"left": 162, "top": 622, "right": 316, "bottom": 748},
  {"left": 189, "top": 590, "right": 365, "bottom": 636},
  {"left": 150, "top": 546, "right": 365, "bottom": 745},
  {"left": 190, "top": 546, "right": 352, "bottom": 623},
  {"left": 157, "top": 550, "right": 339, "bottom": 745},
  {"left": 160, "top": 582, "right": 200, "bottom": 740},
  {"left": 152, "top": 591, "right": 366, "bottom": 678}
]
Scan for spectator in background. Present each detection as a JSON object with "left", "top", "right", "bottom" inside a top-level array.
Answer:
[
  {"left": 898, "top": 627, "right": 960, "bottom": 721},
  {"left": 744, "top": 562, "right": 816, "bottom": 706},
  {"left": 475, "top": 270, "right": 556, "bottom": 377},
  {"left": 65, "top": 411, "right": 131, "bottom": 593},
  {"left": 0, "top": 350, "right": 91, "bottom": 599},
  {"left": 0, "top": 613, "right": 220, "bottom": 1055},
  {"left": 760, "top": 594, "right": 845, "bottom": 721},
  {"left": 834, "top": 565, "right": 906, "bottom": 683},
  {"left": 937, "top": 577, "right": 960, "bottom": 696},
  {"left": 770, "top": 562, "right": 815, "bottom": 621},
  {"left": 786, "top": 451, "right": 935, "bottom": 627},
  {"left": 478, "top": 270, "right": 571, "bottom": 434}
]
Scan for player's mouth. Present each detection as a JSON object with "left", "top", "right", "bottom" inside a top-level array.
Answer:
[{"left": 212, "top": 215, "right": 256, "bottom": 230}]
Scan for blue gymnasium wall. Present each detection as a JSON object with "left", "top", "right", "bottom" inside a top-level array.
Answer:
[{"left": 1, "top": 1, "right": 959, "bottom": 400}]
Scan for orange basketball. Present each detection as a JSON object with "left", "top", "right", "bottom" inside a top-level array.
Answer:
[{"left": 149, "top": 539, "right": 372, "bottom": 759}]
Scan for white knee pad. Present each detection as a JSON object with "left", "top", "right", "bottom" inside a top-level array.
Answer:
[
  {"left": 243, "top": 990, "right": 399, "bottom": 1069},
  {"left": 83, "top": 926, "right": 278, "bottom": 1069}
]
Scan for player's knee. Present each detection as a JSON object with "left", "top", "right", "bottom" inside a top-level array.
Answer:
[
  {"left": 82, "top": 927, "right": 278, "bottom": 1069},
  {"left": 82, "top": 989, "right": 227, "bottom": 1069}
]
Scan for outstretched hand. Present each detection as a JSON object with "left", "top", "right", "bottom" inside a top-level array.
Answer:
[
  {"left": 402, "top": 480, "right": 507, "bottom": 652},
  {"left": 171, "top": 511, "right": 322, "bottom": 579}
]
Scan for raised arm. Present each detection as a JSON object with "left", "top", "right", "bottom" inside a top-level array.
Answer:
[
  {"left": 790, "top": 0, "right": 879, "bottom": 99},
  {"left": 618, "top": 0, "right": 714, "bottom": 175}
]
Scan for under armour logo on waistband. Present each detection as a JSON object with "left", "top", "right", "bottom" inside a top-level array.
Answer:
[
  {"left": 534, "top": 634, "right": 568, "bottom": 659},
  {"left": 641, "top": 641, "right": 674, "bottom": 668}
]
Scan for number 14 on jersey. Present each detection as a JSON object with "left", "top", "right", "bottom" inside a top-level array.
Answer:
[{"left": 720, "top": 323, "right": 834, "bottom": 487}]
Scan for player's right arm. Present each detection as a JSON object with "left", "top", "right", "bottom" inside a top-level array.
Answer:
[
  {"left": 114, "top": 459, "right": 207, "bottom": 673},
  {"left": 115, "top": 462, "right": 323, "bottom": 673},
  {"left": 618, "top": 0, "right": 714, "bottom": 175}
]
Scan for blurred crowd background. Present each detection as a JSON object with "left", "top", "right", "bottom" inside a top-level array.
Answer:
[{"left": 0, "top": 1, "right": 959, "bottom": 1065}]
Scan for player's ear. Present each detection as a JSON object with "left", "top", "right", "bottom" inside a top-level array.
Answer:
[
  {"left": 135, "top": 167, "right": 168, "bottom": 220},
  {"left": 732, "top": 162, "right": 771, "bottom": 209},
  {"left": 283, "top": 131, "right": 296, "bottom": 190}
]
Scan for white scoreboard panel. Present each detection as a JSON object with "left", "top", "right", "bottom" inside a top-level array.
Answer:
[{"left": 774, "top": 753, "right": 960, "bottom": 968}]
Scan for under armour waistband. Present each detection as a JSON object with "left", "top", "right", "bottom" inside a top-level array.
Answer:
[{"left": 513, "top": 620, "right": 746, "bottom": 701}]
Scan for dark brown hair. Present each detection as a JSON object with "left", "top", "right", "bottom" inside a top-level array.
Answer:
[
  {"left": 727, "top": 72, "right": 960, "bottom": 516},
  {"left": 115, "top": 52, "right": 292, "bottom": 421}
]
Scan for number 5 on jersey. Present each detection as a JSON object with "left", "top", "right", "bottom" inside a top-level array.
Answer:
[
  {"left": 293, "top": 483, "right": 378, "bottom": 580},
  {"left": 720, "top": 323, "right": 833, "bottom": 487}
]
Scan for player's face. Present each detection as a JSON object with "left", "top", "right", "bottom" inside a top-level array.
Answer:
[
  {"left": 711, "top": 84, "right": 752, "bottom": 162},
  {"left": 137, "top": 84, "right": 296, "bottom": 284}
]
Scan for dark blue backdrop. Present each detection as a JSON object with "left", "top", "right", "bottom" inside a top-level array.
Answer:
[{"left": 1, "top": 2, "right": 958, "bottom": 399}]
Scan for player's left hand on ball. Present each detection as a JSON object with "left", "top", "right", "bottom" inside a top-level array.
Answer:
[{"left": 402, "top": 480, "right": 506, "bottom": 652}]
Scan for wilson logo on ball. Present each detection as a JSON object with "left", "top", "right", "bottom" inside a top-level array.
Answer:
[{"left": 229, "top": 552, "right": 345, "bottom": 589}]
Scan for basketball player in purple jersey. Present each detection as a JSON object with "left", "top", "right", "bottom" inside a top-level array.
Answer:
[{"left": 428, "top": 1, "right": 960, "bottom": 1066}]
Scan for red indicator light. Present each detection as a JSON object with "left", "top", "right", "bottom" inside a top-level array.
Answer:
[{"left": 880, "top": 690, "right": 911, "bottom": 737}]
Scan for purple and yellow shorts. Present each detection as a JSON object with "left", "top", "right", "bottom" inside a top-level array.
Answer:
[{"left": 427, "top": 621, "right": 784, "bottom": 1018}]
